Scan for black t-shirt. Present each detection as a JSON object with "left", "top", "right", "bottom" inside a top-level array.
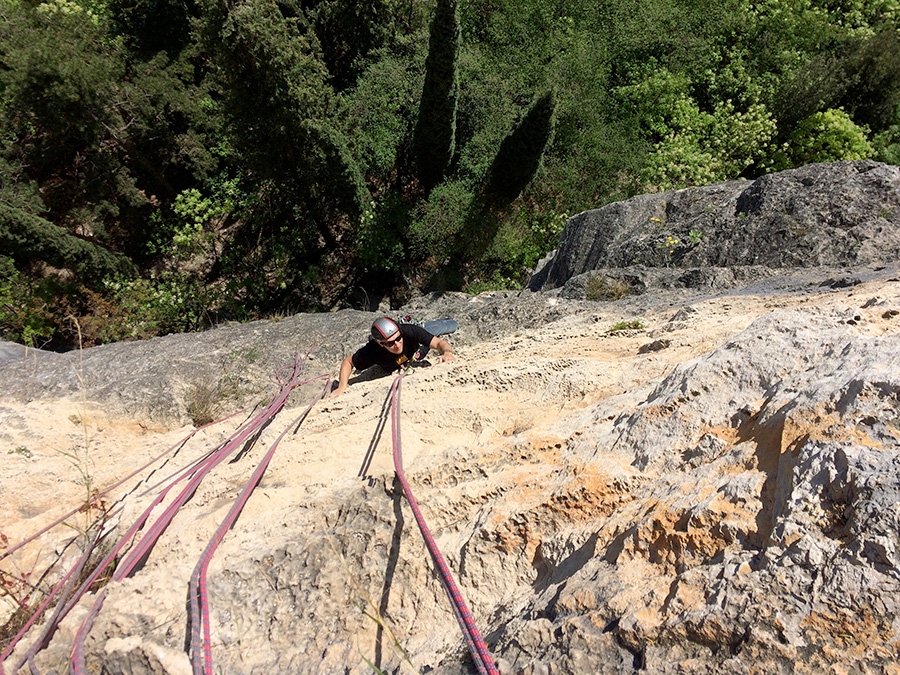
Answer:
[{"left": 351, "top": 323, "right": 435, "bottom": 372}]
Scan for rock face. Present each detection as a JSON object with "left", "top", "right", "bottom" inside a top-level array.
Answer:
[
  {"left": 533, "top": 160, "right": 900, "bottom": 292},
  {"left": 3, "top": 162, "right": 900, "bottom": 675}
]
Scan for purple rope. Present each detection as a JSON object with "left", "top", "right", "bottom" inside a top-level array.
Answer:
[
  {"left": 69, "top": 356, "right": 311, "bottom": 674},
  {"left": 0, "top": 407, "right": 250, "bottom": 565},
  {"left": 1, "top": 415, "right": 254, "bottom": 675},
  {"left": 1, "top": 541, "right": 89, "bottom": 674},
  {"left": 189, "top": 372, "right": 330, "bottom": 675},
  {"left": 388, "top": 375, "right": 499, "bottom": 675}
]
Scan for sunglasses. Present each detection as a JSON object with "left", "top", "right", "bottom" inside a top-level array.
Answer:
[{"left": 377, "top": 334, "right": 403, "bottom": 346}]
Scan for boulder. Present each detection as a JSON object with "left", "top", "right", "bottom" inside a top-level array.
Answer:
[{"left": 535, "top": 161, "right": 900, "bottom": 291}]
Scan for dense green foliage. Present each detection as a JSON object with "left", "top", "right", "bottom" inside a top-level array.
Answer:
[
  {"left": 412, "top": 0, "right": 460, "bottom": 193},
  {"left": 486, "top": 89, "right": 556, "bottom": 205},
  {"left": 0, "top": 204, "right": 137, "bottom": 281},
  {"left": 1, "top": 0, "right": 899, "bottom": 348}
]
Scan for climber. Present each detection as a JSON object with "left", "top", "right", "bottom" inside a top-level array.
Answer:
[{"left": 332, "top": 317, "right": 455, "bottom": 396}]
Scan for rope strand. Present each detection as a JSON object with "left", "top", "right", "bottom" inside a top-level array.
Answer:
[{"left": 388, "top": 375, "right": 499, "bottom": 675}]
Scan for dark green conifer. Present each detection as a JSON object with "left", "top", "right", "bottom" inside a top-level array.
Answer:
[
  {"left": 486, "top": 89, "right": 556, "bottom": 206},
  {"left": 298, "top": 120, "right": 369, "bottom": 229},
  {"left": 198, "top": 0, "right": 366, "bottom": 246},
  {"left": 0, "top": 204, "right": 137, "bottom": 283},
  {"left": 312, "top": 0, "right": 397, "bottom": 91},
  {"left": 412, "top": 0, "right": 460, "bottom": 194}
]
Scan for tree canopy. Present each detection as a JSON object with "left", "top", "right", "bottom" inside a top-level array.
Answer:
[{"left": 2, "top": 0, "right": 899, "bottom": 348}]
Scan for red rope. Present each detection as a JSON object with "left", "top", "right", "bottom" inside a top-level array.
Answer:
[
  {"left": 388, "top": 375, "right": 499, "bottom": 675},
  {"left": 0, "top": 408, "right": 255, "bottom": 675},
  {"left": 2, "top": 361, "right": 500, "bottom": 675},
  {"left": 189, "top": 372, "right": 330, "bottom": 675},
  {"left": 0, "top": 407, "right": 251, "bottom": 565},
  {"left": 68, "top": 356, "right": 312, "bottom": 675}
]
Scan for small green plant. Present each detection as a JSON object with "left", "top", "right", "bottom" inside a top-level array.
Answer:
[
  {"left": 688, "top": 229, "right": 704, "bottom": 245},
  {"left": 228, "top": 345, "right": 262, "bottom": 363},
  {"left": 585, "top": 275, "right": 630, "bottom": 302},
  {"left": 55, "top": 317, "right": 111, "bottom": 550},
  {"left": 656, "top": 235, "right": 680, "bottom": 266},
  {"left": 463, "top": 273, "right": 519, "bottom": 294},
  {"left": 8, "top": 446, "right": 33, "bottom": 459},
  {"left": 608, "top": 319, "right": 646, "bottom": 333},
  {"left": 185, "top": 378, "right": 224, "bottom": 427}
]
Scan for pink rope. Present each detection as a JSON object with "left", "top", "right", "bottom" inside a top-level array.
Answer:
[
  {"left": 388, "top": 375, "right": 499, "bottom": 675},
  {"left": 69, "top": 356, "right": 311, "bottom": 674},
  {"left": 188, "top": 372, "right": 330, "bottom": 675},
  {"left": 0, "top": 406, "right": 251, "bottom": 564},
  {"left": 1, "top": 411, "right": 254, "bottom": 675},
  {"left": 3, "top": 360, "right": 500, "bottom": 675}
]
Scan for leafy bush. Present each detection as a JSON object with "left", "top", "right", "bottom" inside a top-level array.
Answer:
[
  {"left": 608, "top": 318, "right": 646, "bottom": 332},
  {"left": 632, "top": 71, "right": 778, "bottom": 189},
  {"left": 407, "top": 180, "right": 474, "bottom": 263},
  {"left": 775, "top": 108, "right": 875, "bottom": 168},
  {"left": 355, "top": 199, "right": 407, "bottom": 275},
  {"left": 462, "top": 272, "right": 520, "bottom": 294},
  {"left": 94, "top": 272, "right": 213, "bottom": 341},
  {"left": 0, "top": 257, "right": 56, "bottom": 347},
  {"left": 148, "top": 187, "right": 228, "bottom": 258}
]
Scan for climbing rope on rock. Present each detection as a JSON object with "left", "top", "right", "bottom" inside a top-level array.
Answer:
[
  {"left": 388, "top": 374, "right": 499, "bottom": 675},
  {"left": 189, "top": 373, "right": 331, "bottom": 675},
  {"left": 69, "top": 355, "right": 313, "bottom": 675}
]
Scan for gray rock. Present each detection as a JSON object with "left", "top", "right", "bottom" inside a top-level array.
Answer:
[{"left": 536, "top": 161, "right": 900, "bottom": 290}]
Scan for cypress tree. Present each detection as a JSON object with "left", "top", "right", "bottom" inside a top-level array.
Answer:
[
  {"left": 312, "top": 0, "right": 396, "bottom": 91},
  {"left": 198, "top": 0, "right": 365, "bottom": 249},
  {"left": 486, "top": 89, "right": 556, "bottom": 206},
  {"left": 298, "top": 120, "right": 368, "bottom": 232},
  {"left": 412, "top": 0, "right": 460, "bottom": 194},
  {"left": 0, "top": 204, "right": 137, "bottom": 283}
]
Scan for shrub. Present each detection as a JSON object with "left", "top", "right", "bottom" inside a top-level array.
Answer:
[
  {"left": 93, "top": 272, "right": 214, "bottom": 342},
  {"left": 0, "top": 257, "right": 56, "bottom": 347},
  {"left": 777, "top": 108, "right": 875, "bottom": 168},
  {"left": 585, "top": 275, "right": 630, "bottom": 302},
  {"left": 608, "top": 318, "right": 646, "bottom": 332},
  {"left": 462, "top": 272, "right": 519, "bottom": 294}
]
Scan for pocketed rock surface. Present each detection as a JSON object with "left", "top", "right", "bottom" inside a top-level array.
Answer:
[{"left": 2, "top": 264, "right": 900, "bottom": 674}]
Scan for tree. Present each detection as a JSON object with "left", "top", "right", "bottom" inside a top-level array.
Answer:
[
  {"left": 107, "top": 0, "right": 198, "bottom": 58},
  {"left": 0, "top": 0, "right": 214, "bottom": 258},
  {"left": 412, "top": 0, "right": 460, "bottom": 193},
  {"left": 0, "top": 204, "right": 137, "bottom": 283},
  {"left": 485, "top": 89, "right": 556, "bottom": 205},
  {"left": 310, "top": 0, "right": 401, "bottom": 91},
  {"left": 297, "top": 120, "right": 369, "bottom": 236},
  {"left": 197, "top": 0, "right": 367, "bottom": 308},
  {"left": 196, "top": 0, "right": 333, "bottom": 175}
]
